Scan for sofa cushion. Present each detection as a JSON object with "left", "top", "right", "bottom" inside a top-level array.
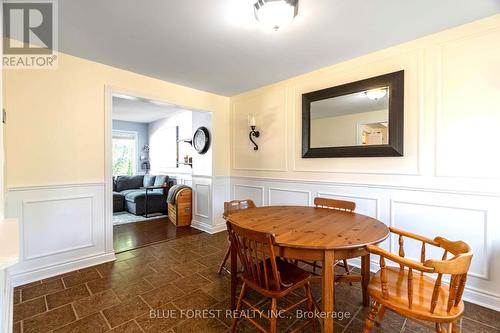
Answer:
[
  {"left": 151, "top": 175, "right": 167, "bottom": 194},
  {"left": 143, "top": 174, "right": 156, "bottom": 187},
  {"left": 124, "top": 190, "right": 164, "bottom": 203},
  {"left": 154, "top": 175, "right": 168, "bottom": 186},
  {"left": 124, "top": 190, "right": 145, "bottom": 202},
  {"left": 119, "top": 189, "right": 142, "bottom": 197},
  {"left": 115, "top": 175, "right": 144, "bottom": 192}
]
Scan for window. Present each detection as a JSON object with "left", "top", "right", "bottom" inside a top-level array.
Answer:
[{"left": 112, "top": 130, "right": 137, "bottom": 176}]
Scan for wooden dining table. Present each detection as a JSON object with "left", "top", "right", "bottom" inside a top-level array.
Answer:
[{"left": 226, "top": 205, "right": 390, "bottom": 333}]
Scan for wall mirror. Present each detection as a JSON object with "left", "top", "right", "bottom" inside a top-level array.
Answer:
[{"left": 302, "top": 70, "right": 404, "bottom": 158}]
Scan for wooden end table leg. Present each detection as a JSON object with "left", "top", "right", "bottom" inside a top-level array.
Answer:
[
  {"left": 230, "top": 237, "right": 237, "bottom": 310},
  {"left": 361, "top": 253, "right": 370, "bottom": 306},
  {"left": 322, "top": 250, "right": 335, "bottom": 333}
]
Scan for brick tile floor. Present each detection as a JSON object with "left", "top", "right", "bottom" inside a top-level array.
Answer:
[{"left": 13, "top": 231, "right": 500, "bottom": 332}]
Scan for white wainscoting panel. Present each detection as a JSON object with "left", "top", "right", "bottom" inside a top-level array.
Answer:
[
  {"left": 230, "top": 176, "right": 500, "bottom": 311},
  {"left": 188, "top": 176, "right": 230, "bottom": 234},
  {"left": 233, "top": 184, "right": 265, "bottom": 207},
  {"left": 391, "top": 200, "right": 488, "bottom": 280},
  {"left": 211, "top": 176, "right": 231, "bottom": 233},
  {"left": 194, "top": 184, "right": 210, "bottom": 218},
  {"left": 268, "top": 188, "right": 311, "bottom": 206},
  {"left": 23, "top": 196, "right": 94, "bottom": 260},
  {"left": 6, "top": 183, "right": 115, "bottom": 286},
  {"left": 191, "top": 176, "right": 212, "bottom": 233}
]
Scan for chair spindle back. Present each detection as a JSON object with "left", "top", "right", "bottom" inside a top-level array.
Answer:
[
  {"left": 227, "top": 221, "right": 282, "bottom": 292},
  {"left": 224, "top": 199, "right": 257, "bottom": 218},
  {"left": 377, "top": 227, "right": 472, "bottom": 314}
]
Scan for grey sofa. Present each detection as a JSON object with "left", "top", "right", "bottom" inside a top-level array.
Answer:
[{"left": 113, "top": 175, "right": 170, "bottom": 215}]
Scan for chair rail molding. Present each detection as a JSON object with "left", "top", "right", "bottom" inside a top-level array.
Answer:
[{"left": 229, "top": 175, "right": 500, "bottom": 198}]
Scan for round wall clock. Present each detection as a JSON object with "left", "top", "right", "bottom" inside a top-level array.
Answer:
[{"left": 192, "top": 126, "right": 211, "bottom": 154}]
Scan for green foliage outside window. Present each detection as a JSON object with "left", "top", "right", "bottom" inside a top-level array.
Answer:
[{"left": 112, "top": 136, "right": 136, "bottom": 176}]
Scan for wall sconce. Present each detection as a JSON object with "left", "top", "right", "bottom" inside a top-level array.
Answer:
[{"left": 248, "top": 114, "right": 260, "bottom": 151}]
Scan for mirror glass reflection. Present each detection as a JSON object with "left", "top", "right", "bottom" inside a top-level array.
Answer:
[{"left": 310, "top": 86, "right": 389, "bottom": 148}]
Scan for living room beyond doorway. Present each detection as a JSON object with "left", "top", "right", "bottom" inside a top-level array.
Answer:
[{"left": 110, "top": 93, "right": 211, "bottom": 252}]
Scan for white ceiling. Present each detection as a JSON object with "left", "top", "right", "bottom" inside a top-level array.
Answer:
[
  {"left": 112, "top": 96, "right": 183, "bottom": 123},
  {"left": 59, "top": 0, "right": 500, "bottom": 96},
  {"left": 311, "top": 92, "right": 388, "bottom": 119}
]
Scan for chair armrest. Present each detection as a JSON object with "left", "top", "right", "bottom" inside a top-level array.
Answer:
[
  {"left": 366, "top": 244, "right": 435, "bottom": 273},
  {"left": 389, "top": 227, "right": 440, "bottom": 247}
]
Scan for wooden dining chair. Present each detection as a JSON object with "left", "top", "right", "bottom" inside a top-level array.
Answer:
[
  {"left": 227, "top": 221, "right": 316, "bottom": 333},
  {"left": 363, "top": 227, "right": 473, "bottom": 333},
  {"left": 218, "top": 199, "right": 257, "bottom": 275},
  {"left": 297, "top": 197, "right": 357, "bottom": 281}
]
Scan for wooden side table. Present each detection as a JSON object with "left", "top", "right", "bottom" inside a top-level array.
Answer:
[{"left": 140, "top": 185, "right": 166, "bottom": 217}]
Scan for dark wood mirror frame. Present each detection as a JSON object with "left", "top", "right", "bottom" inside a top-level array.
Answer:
[{"left": 302, "top": 70, "right": 404, "bottom": 158}]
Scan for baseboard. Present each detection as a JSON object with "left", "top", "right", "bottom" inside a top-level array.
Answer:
[
  {"left": 461, "top": 286, "right": 500, "bottom": 312},
  {"left": 210, "top": 222, "right": 227, "bottom": 234},
  {"left": 9, "top": 252, "right": 116, "bottom": 287},
  {"left": 191, "top": 220, "right": 226, "bottom": 234}
]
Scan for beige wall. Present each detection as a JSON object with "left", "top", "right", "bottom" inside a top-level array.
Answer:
[
  {"left": 6, "top": 15, "right": 499, "bottom": 191},
  {"left": 3, "top": 52, "right": 230, "bottom": 188},
  {"left": 230, "top": 14, "right": 500, "bottom": 194}
]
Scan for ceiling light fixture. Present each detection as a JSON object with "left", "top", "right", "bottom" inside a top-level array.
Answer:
[
  {"left": 254, "top": 0, "right": 298, "bottom": 31},
  {"left": 364, "top": 88, "right": 388, "bottom": 101}
]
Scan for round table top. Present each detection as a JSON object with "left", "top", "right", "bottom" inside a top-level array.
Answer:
[{"left": 226, "top": 206, "right": 389, "bottom": 250}]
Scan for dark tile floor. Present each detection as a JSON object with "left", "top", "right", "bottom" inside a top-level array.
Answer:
[
  {"left": 113, "top": 218, "right": 202, "bottom": 252},
  {"left": 13, "top": 231, "right": 500, "bottom": 332}
]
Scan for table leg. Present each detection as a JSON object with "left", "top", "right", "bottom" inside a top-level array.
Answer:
[
  {"left": 322, "top": 250, "right": 335, "bottom": 333},
  {"left": 230, "top": 237, "right": 237, "bottom": 310},
  {"left": 361, "top": 254, "right": 370, "bottom": 306}
]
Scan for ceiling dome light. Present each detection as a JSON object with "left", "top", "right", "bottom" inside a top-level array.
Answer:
[
  {"left": 254, "top": 0, "right": 298, "bottom": 31},
  {"left": 364, "top": 88, "right": 388, "bottom": 101}
]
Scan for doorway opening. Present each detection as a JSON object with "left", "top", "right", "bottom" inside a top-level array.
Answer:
[{"left": 107, "top": 91, "right": 212, "bottom": 253}]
